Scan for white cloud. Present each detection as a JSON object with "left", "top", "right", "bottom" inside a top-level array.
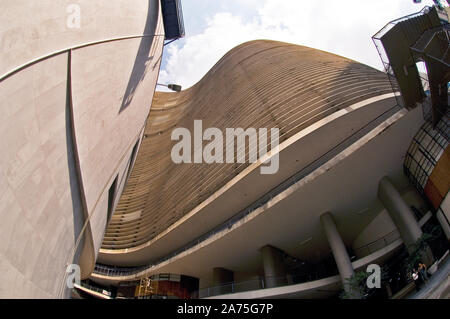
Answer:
[{"left": 158, "top": 0, "right": 437, "bottom": 91}]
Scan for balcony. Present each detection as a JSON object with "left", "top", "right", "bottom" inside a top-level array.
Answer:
[{"left": 196, "top": 236, "right": 404, "bottom": 299}]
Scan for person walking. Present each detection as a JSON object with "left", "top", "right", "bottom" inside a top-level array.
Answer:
[
  {"left": 411, "top": 269, "right": 420, "bottom": 291},
  {"left": 418, "top": 262, "right": 429, "bottom": 284}
]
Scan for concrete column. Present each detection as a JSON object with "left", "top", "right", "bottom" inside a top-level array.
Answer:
[
  {"left": 261, "top": 245, "right": 287, "bottom": 288},
  {"left": 436, "top": 209, "right": 450, "bottom": 241},
  {"left": 212, "top": 268, "right": 234, "bottom": 295},
  {"left": 320, "top": 212, "right": 357, "bottom": 297},
  {"left": 378, "top": 176, "right": 423, "bottom": 251},
  {"left": 378, "top": 176, "right": 433, "bottom": 265}
]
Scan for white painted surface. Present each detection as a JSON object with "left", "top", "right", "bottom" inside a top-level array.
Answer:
[{"left": 0, "top": 0, "right": 163, "bottom": 298}]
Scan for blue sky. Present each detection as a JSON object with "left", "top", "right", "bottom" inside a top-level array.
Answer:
[{"left": 158, "top": 0, "right": 438, "bottom": 91}]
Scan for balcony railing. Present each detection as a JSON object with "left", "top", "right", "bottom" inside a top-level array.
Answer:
[
  {"left": 372, "top": 6, "right": 434, "bottom": 108},
  {"left": 74, "top": 281, "right": 112, "bottom": 298},
  {"left": 193, "top": 271, "right": 338, "bottom": 299},
  {"left": 353, "top": 229, "right": 401, "bottom": 258},
  {"left": 94, "top": 263, "right": 148, "bottom": 277},
  {"left": 195, "top": 230, "right": 404, "bottom": 299}
]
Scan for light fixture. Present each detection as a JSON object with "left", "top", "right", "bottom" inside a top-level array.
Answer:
[
  {"left": 354, "top": 208, "right": 369, "bottom": 215},
  {"left": 299, "top": 237, "right": 312, "bottom": 246},
  {"left": 157, "top": 83, "right": 182, "bottom": 92}
]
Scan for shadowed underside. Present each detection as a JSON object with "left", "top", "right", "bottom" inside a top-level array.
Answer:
[{"left": 101, "top": 40, "right": 394, "bottom": 251}]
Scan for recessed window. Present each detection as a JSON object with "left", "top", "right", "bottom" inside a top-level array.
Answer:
[
  {"left": 126, "top": 139, "right": 140, "bottom": 182},
  {"left": 107, "top": 175, "right": 118, "bottom": 223}
]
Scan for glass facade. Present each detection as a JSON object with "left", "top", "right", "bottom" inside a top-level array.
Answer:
[{"left": 404, "top": 121, "right": 448, "bottom": 194}]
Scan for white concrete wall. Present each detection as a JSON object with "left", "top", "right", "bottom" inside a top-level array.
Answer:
[
  {"left": 1, "top": 0, "right": 162, "bottom": 78},
  {"left": 0, "top": 53, "right": 76, "bottom": 298},
  {"left": 71, "top": 28, "right": 164, "bottom": 265},
  {"left": 0, "top": 0, "right": 163, "bottom": 298},
  {"left": 352, "top": 210, "right": 397, "bottom": 258}
]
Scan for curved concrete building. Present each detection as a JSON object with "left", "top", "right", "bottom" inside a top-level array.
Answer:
[
  {"left": 91, "top": 21, "right": 449, "bottom": 297},
  {"left": 0, "top": 0, "right": 164, "bottom": 298},
  {"left": 1, "top": 2, "right": 448, "bottom": 300},
  {"left": 98, "top": 40, "right": 396, "bottom": 267}
]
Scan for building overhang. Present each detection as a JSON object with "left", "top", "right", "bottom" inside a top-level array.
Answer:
[
  {"left": 97, "top": 93, "right": 401, "bottom": 267},
  {"left": 92, "top": 101, "right": 425, "bottom": 289}
]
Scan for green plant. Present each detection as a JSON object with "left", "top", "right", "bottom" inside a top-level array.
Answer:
[
  {"left": 339, "top": 271, "right": 370, "bottom": 299},
  {"left": 404, "top": 231, "right": 435, "bottom": 272},
  {"left": 339, "top": 265, "right": 390, "bottom": 299}
]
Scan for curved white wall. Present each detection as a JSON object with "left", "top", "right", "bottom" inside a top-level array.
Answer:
[{"left": 0, "top": 0, "right": 164, "bottom": 298}]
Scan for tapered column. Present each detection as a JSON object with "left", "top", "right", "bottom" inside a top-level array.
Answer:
[
  {"left": 378, "top": 176, "right": 423, "bottom": 251},
  {"left": 436, "top": 209, "right": 450, "bottom": 241},
  {"left": 378, "top": 176, "right": 433, "bottom": 264},
  {"left": 320, "top": 212, "right": 358, "bottom": 297},
  {"left": 212, "top": 268, "right": 234, "bottom": 295},
  {"left": 261, "top": 245, "right": 287, "bottom": 288}
]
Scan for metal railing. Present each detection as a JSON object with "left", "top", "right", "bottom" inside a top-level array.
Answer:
[
  {"left": 193, "top": 271, "right": 337, "bottom": 299},
  {"left": 74, "top": 281, "right": 112, "bottom": 298},
  {"left": 373, "top": 6, "right": 433, "bottom": 40},
  {"left": 422, "top": 96, "right": 450, "bottom": 142},
  {"left": 353, "top": 230, "right": 401, "bottom": 258},
  {"left": 372, "top": 5, "right": 449, "bottom": 122},
  {"left": 94, "top": 263, "right": 148, "bottom": 277},
  {"left": 410, "top": 24, "right": 450, "bottom": 67},
  {"left": 372, "top": 6, "right": 434, "bottom": 108}
]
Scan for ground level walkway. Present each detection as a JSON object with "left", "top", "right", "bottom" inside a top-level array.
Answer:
[{"left": 406, "top": 252, "right": 450, "bottom": 299}]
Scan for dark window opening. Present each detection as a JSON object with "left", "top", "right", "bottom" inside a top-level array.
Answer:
[
  {"left": 107, "top": 175, "right": 118, "bottom": 224},
  {"left": 161, "top": 0, "right": 185, "bottom": 40},
  {"left": 126, "top": 139, "right": 140, "bottom": 182}
]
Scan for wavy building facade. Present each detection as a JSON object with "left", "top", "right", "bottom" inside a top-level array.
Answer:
[
  {"left": 88, "top": 6, "right": 449, "bottom": 299},
  {"left": 91, "top": 36, "right": 448, "bottom": 303},
  {"left": 99, "top": 40, "right": 396, "bottom": 260},
  {"left": 1, "top": 2, "right": 449, "bottom": 299}
]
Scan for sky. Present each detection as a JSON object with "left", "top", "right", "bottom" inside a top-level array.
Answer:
[{"left": 157, "top": 0, "right": 439, "bottom": 92}]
